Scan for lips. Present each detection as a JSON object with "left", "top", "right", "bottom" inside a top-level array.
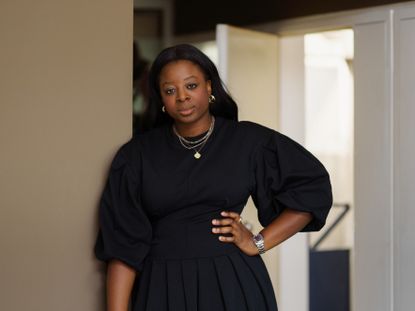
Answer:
[{"left": 178, "top": 106, "right": 195, "bottom": 116}]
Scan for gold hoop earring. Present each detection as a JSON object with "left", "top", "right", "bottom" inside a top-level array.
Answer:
[
  {"left": 208, "top": 95, "right": 216, "bottom": 104},
  {"left": 162, "top": 106, "right": 166, "bottom": 112}
]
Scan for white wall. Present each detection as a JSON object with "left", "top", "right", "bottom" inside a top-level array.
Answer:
[
  {"left": 393, "top": 6, "right": 415, "bottom": 310},
  {"left": 278, "top": 35, "right": 309, "bottom": 311},
  {"left": 354, "top": 11, "right": 393, "bottom": 311},
  {"left": 351, "top": 6, "right": 415, "bottom": 310}
]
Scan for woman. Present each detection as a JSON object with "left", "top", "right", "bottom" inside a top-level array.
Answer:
[{"left": 95, "top": 44, "right": 332, "bottom": 311}]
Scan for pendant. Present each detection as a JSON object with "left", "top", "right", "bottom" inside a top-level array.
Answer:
[{"left": 194, "top": 151, "right": 201, "bottom": 159}]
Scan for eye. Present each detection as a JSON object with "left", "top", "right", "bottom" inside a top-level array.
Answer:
[
  {"left": 164, "top": 88, "right": 176, "bottom": 95},
  {"left": 187, "top": 83, "right": 198, "bottom": 90}
]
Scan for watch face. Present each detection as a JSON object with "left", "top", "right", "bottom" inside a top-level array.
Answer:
[{"left": 253, "top": 234, "right": 262, "bottom": 243}]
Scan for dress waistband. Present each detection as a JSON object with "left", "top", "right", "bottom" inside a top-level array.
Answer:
[{"left": 148, "top": 210, "right": 240, "bottom": 260}]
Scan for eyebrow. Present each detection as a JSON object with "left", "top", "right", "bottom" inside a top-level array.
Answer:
[{"left": 162, "top": 75, "right": 198, "bottom": 85}]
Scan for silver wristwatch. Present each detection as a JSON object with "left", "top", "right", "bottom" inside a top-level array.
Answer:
[{"left": 253, "top": 233, "right": 266, "bottom": 254}]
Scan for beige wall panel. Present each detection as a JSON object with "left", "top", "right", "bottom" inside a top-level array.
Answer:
[{"left": 0, "top": 1, "right": 132, "bottom": 310}]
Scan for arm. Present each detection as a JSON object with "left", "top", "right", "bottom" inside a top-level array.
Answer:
[
  {"left": 106, "top": 259, "right": 137, "bottom": 311},
  {"left": 260, "top": 208, "right": 312, "bottom": 251},
  {"left": 212, "top": 208, "right": 312, "bottom": 255}
]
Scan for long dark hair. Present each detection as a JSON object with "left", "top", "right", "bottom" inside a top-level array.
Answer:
[{"left": 147, "top": 44, "right": 238, "bottom": 127}]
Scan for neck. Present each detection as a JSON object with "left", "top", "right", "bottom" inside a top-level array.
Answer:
[{"left": 174, "top": 115, "right": 213, "bottom": 137}]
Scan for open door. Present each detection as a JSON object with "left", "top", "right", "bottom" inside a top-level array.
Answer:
[
  {"left": 215, "top": 23, "right": 280, "bottom": 295},
  {"left": 216, "top": 24, "right": 279, "bottom": 128}
]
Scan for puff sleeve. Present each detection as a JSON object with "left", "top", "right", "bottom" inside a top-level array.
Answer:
[
  {"left": 252, "top": 131, "right": 332, "bottom": 231},
  {"left": 94, "top": 140, "right": 152, "bottom": 271}
]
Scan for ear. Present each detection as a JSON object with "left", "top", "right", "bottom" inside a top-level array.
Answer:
[{"left": 206, "top": 80, "right": 212, "bottom": 95}]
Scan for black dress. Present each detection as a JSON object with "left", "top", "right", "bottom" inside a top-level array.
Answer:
[{"left": 95, "top": 117, "right": 332, "bottom": 311}]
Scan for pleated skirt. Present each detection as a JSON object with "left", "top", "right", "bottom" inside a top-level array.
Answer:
[{"left": 131, "top": 250, "right": 278, "bottom": 311}]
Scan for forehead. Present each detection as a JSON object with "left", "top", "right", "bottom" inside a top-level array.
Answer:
[{"left": 159, "top": 60, "right": 205, "bottom": 81}]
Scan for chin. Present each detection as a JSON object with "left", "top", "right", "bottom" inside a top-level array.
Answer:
[{"left": 176, "top": 115, "right": 198, "bottom": 124}]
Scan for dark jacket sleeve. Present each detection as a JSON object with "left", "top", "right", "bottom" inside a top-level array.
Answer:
[
  {"left": 94, "top": 140, "right": 152, "bottom": 271},
  {"left": 251, "top": 131, "right": 333, "bottom": 231}
]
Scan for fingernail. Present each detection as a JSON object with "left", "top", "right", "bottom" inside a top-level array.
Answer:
[
  {"left": 212, "top": 219, "right": 217, "bottom": 225},
  {"left": 221, "top": 211, "right": 227, "bottom": 216},
  {"left": 212, "top": 228, "right": 217, "bottom": 233}
]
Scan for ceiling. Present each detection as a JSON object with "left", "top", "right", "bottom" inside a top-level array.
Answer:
[{"left": 173, "top": 0, "right": 411, "bottom": 34}]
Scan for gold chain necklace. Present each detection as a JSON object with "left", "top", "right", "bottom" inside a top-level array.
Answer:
[{"left": 173, "top": 116, "right": 215, "bottom": 159}]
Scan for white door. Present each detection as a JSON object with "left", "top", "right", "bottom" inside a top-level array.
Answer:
[
  {"left": 215, "top": 22, "right": 282, "bottom": 300},
  {"left": 216, "top": 24, "right": 279, "bottom": 128}
]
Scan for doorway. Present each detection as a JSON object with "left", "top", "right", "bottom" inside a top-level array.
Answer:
[{"left": 305, "top": 29, "right": 354, "bottom": 311}]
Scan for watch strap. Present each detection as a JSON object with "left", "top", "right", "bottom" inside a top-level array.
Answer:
[{"left": 253, "top": 233, "right": 266, "bottom": 254}]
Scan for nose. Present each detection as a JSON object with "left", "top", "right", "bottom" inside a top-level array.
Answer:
[{"left": 176, "top": 87, "right": 190, "bottom": 102}]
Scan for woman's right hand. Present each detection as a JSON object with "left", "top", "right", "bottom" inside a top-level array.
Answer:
[{"left": 212, "top": 211, "right": 259, "bottom": 256}]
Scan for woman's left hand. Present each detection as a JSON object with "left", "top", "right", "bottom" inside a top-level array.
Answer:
[{"left": 212, "top": 211, "right": 259, "bottom": 256}]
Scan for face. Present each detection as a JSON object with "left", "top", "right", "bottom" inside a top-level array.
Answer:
[{"left": 159, "top": 60, "right": 212, "bottom": 128}]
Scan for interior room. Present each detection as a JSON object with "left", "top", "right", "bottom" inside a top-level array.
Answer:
[{"left": 1, "top": 1, "right": 414, "bottom": 310}]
